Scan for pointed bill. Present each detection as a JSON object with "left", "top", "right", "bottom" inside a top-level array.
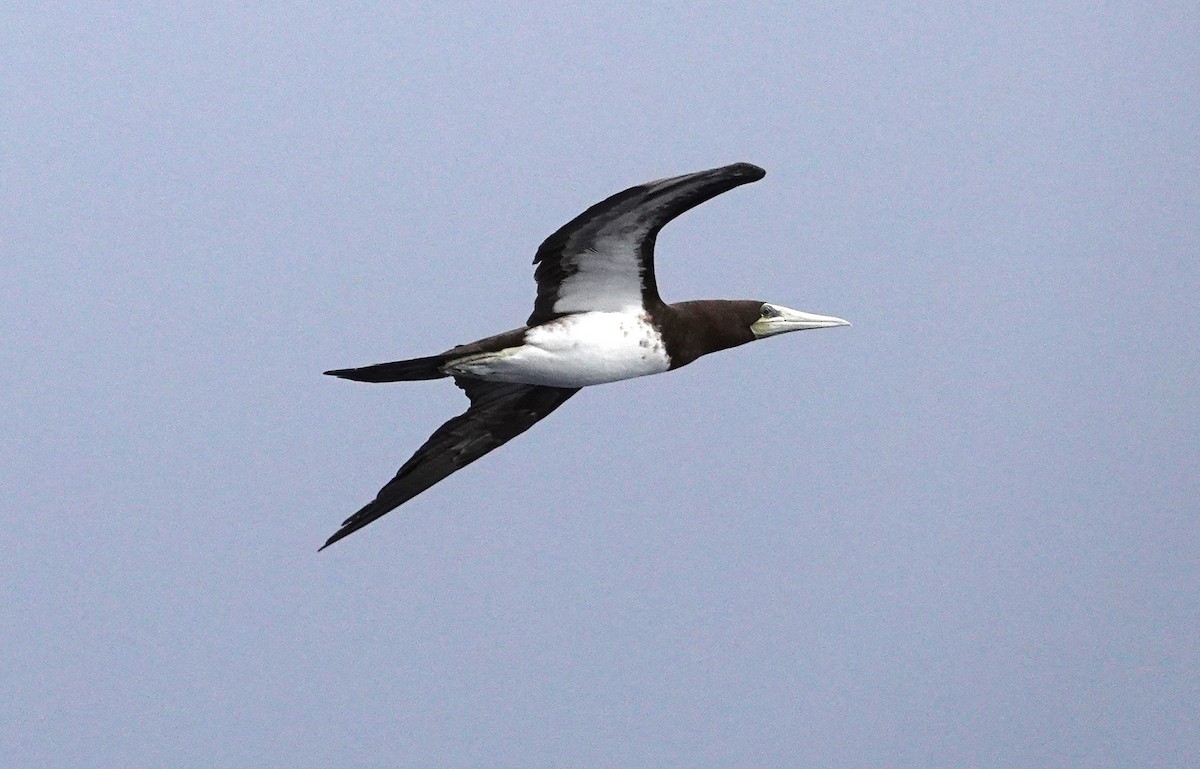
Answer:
[{"left": 751, "top": 305, "right": 850, "bottom": 338}]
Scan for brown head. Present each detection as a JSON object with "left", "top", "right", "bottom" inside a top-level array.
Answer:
[{"left": 656, "top": 299, "right": 849, "bottom": 370}]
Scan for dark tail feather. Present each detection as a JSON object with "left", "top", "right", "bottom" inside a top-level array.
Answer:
[{"left": 324, "top": 354, "right": 448, "bottom": 383}]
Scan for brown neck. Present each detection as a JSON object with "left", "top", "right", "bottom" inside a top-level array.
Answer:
[{"left": 653, "top": 300, "right": 760, "bottom": 370}]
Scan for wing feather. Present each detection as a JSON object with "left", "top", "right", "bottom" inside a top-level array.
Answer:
[
  {"left": 321, "top": 379, "right": 578, "bottom": 549},
  {"left": 528, "top": 162, "right": 766, "bottom": 325}
]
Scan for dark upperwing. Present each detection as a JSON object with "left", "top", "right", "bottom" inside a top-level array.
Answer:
[{"left": 321, "top": 378, "right": 578, "bottom": 549}]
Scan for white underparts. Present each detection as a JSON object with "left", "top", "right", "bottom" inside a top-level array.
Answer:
[{"left": 441, "top": 310, "right": 670, "bottom": 388}]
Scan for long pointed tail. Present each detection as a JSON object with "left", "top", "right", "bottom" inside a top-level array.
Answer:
[{"left": 324, "top": 354, "right": 448, "bottom": 383}]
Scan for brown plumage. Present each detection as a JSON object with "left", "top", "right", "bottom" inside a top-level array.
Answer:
[{"left": 322, "top": 163, "right": 847, "bottom": 549}]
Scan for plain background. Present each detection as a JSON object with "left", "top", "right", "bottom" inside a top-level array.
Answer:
[{"left": 3, "top": 3, "right": 1197, "bottom": 767}]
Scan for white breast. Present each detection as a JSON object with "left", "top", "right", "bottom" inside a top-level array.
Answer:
[{"left": 443, "top": 311, "right": 670, "bottom": 388}]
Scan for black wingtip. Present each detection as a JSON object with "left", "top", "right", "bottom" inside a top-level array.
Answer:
[
  {"left": 319, "top": 507, "right": 371, "bottom": 551},
  {"left": 318, "top": 527, "right": 349, "bottom": 551},
  {"left": 728, "top": 161, "right": 766, "bottom": 179}
]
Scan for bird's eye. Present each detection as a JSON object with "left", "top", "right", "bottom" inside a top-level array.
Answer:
[{"left": 760, "top": 305, "right": 774, "bottom": 318}]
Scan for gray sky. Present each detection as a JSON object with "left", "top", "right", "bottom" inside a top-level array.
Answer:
[{"left": 3, "top": 3, "right": 1197, "bottom": 767}]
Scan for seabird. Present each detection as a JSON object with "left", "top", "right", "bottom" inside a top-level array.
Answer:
[{"left": 322, "top": 163, "right": 848, "bottom": 549}]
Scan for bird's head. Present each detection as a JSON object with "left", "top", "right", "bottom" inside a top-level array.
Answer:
[
  {"left": 661, "top": 299, "right": 849, "bottom": 369},
  {"left": 750, "top": 302, "right": 851, "bottom": 339}
]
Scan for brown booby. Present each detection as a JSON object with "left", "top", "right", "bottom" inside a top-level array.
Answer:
[{"left": 322, "top": 163, "right": 848, "bottom": 549}]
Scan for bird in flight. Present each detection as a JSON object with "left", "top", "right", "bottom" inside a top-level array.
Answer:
[{"left": 322, "top": 163, "right": 848, "bottom": 549}]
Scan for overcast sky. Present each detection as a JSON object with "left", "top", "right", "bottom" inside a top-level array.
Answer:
[{"left": 3, "top": 3, "right": 1197, "bottom": 767}]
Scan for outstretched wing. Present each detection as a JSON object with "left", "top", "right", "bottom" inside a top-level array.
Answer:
[
  {"left": 321, "top": 379, "right": 579, "bottom": 550},
  {"left": 528, "top": 162, "right": 766, "bottom": 326}
]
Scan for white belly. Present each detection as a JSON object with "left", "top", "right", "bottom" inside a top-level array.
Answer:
[{"left": 443, "top": 311, "right": 670, "bottom": 388}]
